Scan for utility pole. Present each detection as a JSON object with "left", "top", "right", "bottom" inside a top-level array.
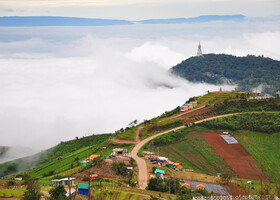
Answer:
[{"left": 68, "top": 175, "right": 72, "bottom": 200}]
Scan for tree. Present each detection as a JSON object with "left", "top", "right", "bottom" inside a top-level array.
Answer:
[
  {"left": 5, "top": 180, "right": 15, "bottom": 187},
  {"left": 23, "top": 174, "right": 41, "bottom": 200},
  {"left": 129, "top": 158, "right": 135, "bottom": 166},
  {"left": 49, "top": 185, "right": 67, "bottom": 200},
  {"left": 111, "top": 162, "right": 128, "bottom": 176}
]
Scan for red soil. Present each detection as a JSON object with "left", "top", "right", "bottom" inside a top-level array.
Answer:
[
  {"left": 202, "top": 132, "right": 267, "bottom": 181},
  {"left": 223, "top": 185, "right": 247, "bottom": 196}
]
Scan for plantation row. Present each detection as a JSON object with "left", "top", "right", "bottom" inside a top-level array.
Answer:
[{"left": 199, "top": 113, "right": 280, "bottom": 133}]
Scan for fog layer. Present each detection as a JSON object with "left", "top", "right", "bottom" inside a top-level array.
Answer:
[{"left": 0, "top": 20, "right": 279, "bottom": 162}]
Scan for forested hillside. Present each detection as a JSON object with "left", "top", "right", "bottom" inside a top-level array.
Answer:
[{"left": 171, "top": 54, "right": 280, "bottom": 94}]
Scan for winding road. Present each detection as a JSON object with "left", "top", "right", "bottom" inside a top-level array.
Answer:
[{"left": 116, "top": 110, "right": 270, "bottom": 189}]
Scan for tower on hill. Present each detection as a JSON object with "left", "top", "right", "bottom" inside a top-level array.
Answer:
[{"left": 197, "top": 41, "right": 203, "bottom": 57}]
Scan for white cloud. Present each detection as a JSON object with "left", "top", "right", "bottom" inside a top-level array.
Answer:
[{"left": 0, "top": 20, "right": 279, "bottom": 161}]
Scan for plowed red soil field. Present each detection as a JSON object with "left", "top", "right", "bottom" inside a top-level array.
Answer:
[{"left": 202, "top": 132, "right": 267, "bottom": 180}]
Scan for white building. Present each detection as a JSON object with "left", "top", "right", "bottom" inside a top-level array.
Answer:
[{"left": 51, "top": 178, "right": 75, "bottom": 186}]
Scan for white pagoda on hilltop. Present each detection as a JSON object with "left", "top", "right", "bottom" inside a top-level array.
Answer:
[{"left": 197, "top": 41, "right": 203, "bottom": 57}]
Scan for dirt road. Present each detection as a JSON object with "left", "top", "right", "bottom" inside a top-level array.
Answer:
[{"left": 131, "top": 125, "right": 185, "bottom": 189}]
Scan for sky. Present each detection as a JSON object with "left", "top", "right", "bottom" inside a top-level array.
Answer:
[
  {"left": 0, "top": 0, "right": 280, "bottom": 19},
  {"left": 0, "top": 0, "right": 280, "bottom": 162}
]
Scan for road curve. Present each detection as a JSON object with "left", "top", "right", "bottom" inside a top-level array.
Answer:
[
  {"left": 131, "top": 111, "right": 270, "bottom": 189},
  {"left": 131, "top": 125, "right": 185, "bottom": 189}
]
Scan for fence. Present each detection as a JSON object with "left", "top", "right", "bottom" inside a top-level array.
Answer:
[{"left": 193, "top": 195, "right": 279, "bottom": 200}]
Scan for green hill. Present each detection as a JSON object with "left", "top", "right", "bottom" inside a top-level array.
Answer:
[
  {"left": 0, "top": 134, "right": 113, "bottom": 177},
  {"left": 170, "top": 54, "right": 280, "bottom": 94}
]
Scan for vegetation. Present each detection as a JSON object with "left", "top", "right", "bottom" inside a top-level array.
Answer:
[
  {"left": 235, "top": 131, "right": 280, "bottom": 182},
  {"left": 23, "top": 174, "right": 41, "bottom": 200},
  {"left": 0, "top": 133, "right": 111, "bottom": 177},
  {"left": 111, "top": 162, "right": 128, "bottom": 176},
  {"left": 0, "top": 189, "right": 24, "bottom": 198},
  {"left": 199, "top": 112, "right": 280, "bottom": 133},
  {"left": 148, "top": 129, "right": 187, "bottom": 146},
  {"left": 140, "top": 119, "right": 183, "bottom": 139},
  {"left": 115, "top": 127, "right": 137, "bottom": 141},
  {"left": 49, "top": 185, "right": 67, "bottom": 200},
  {"left": 171, "top": 54, "right": 280, "bottom": 94},
  {"left": 211, "top": 98, "right": 280, "bottom": 115}
]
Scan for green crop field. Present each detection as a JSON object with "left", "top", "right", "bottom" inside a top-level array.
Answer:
[
  {"left": 146, "top": 127, "right": 236, "bottom": 176},
  {"left": 197, "top": 91, "right": 251, "bottom": 106},
  {"left": 0, "top": 188, "right": 25, "bottom": 197},
  {"left": 235, "top": 131, "right": 280, "bottom": 182}
]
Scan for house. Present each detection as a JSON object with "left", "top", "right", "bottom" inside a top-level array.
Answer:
[
  {"left": 154, "top": 169, "right": 165, "bottom": 179},
  {"left": 51, "top": 178, "right": 75, "bottom": 186},
  {"left": 186, "top": 104, "right": 194, "bottom": 109},
  {"left": 166, "top": 160, "right": 175, "bottom": 168},
  {"left": 196, "top": 184, "right": 205, "bottom": 189},
  {"left": 156, "top": 157, "right": 168, "bottom": 162},
  {"left": 86, "top": 154, "right": 100, "bottom": 161},
  {"left": 14, "top": 177, "right": 22, "bottom": 181},
  {"left": 174, "top": 163, "right": 183, "bottom": 169},
  {"left": 113, "top": 148, "right": 128, "bottom": 156},
  {"left": 190, "top": 101, "right": 198, "bottom": 107},
  {"left": 143, "top": 151, "right": 154, "bottom": 157},
  {"left": 180, "top": 106, "right": 189, "bottom": 112},
  {"left": 127, "top": 167, "right": 133, "bottom": 170},
  {"left": 66, "top": 188, "right": 76, "bottom": 197},
  {"left": 181, "top": 183, "right": 190, "bottom": 188},
  {"left": 90, "top": 174, "right": 98, "bottom": 180},
  {"left": 77, "top": 184, "right": 91, "bottom": 195},
  {"left": 80, "top": 160, "right": 91, "bottom": 167}
]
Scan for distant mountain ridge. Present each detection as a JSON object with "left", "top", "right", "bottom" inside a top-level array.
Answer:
[
  {"left": 0, "top": 15, "right": 245, "bottom": 27},
  {"left": 139, "top": 14, "right": 245, "bottom": 24},
  {"left": 170, "top": 54, "right": 280, "bottom": 94}
]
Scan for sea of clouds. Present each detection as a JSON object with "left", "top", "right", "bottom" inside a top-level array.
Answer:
[{"left": 0, "top": 19, "right": 279, "bottom": 162}]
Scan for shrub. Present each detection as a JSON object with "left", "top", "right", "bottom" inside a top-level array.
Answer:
[
  {"left": 111, "top": 162, "right": 127, "bottom": 176},
  {"left": 49, "top": 185, "right": 67, "bottom": 200}
]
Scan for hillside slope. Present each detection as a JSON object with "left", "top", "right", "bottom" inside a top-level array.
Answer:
[
  {"left": 170, "top": 54, "right": 280, "bottom": 94},
  {"left": 0, "top": 134, "right": 112, "bottom": 177}
]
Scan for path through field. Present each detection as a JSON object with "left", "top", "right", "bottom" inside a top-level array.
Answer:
[
  {"left": 131, "top": 125, "right": 185, "bottom": 189},
  {"left": 202, "top": 132, "right": 267, "bottom": 180}
]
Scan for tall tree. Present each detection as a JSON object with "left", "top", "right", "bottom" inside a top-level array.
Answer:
[{"left": 23, "top": 174, "right": 41, "bottom": 200}]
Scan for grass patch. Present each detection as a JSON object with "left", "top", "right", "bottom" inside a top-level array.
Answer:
[
  {"left": 235, "top": 131, "right": 280, "bottom": 182},
  {"left": 140, "top": 119, "right": 183, "bottom": 140},
  {"left": 0, "top": 189, "right": 24, "bottom": 197},
  {"left": 116, "top": 127, "right": 137, "bottom": 141},
  {"left": 199, "top": 112, "right": 280, "bottom": 133}
]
